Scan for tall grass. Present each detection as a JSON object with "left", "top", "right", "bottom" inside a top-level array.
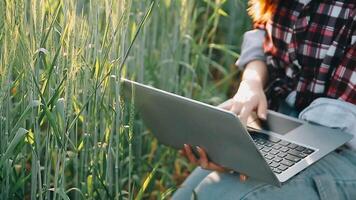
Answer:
[{"left": 0, "top": 0, "right": 250, "bottom": 199}]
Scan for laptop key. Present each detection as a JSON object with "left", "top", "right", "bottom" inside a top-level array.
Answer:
[
  {"left": 272, "top": 144, "right": 282, "bottom": 150},
  {"left": 273, "top": 157, "right": 282, "bottom": 162},
  {"left": 280, "top": 147, "right": 289, "bottom": 152},
  {"left": 265, "top": 154, "right": 274, "bottom": 160},
  {"left": 265, "top": 143, "right": 274, "bottom": 147},
  {"left": 281, "top": 159, "right": 294, "bottom": 167},
  {"left": 285, "top": 154, "right": 300, "bottom": 163},
  {"left": 288, "top": 143, "right": 298, "bottom": 149},
  {"left": 262, "top": 147, "right": 272, "bottom": 153},
  {"left": 269, "top": 162, "right": 280, "bottom": 168},
  {"left": 268, "top": 136, "right": 281, "bottom": 143},
  {"left": 272, "top": 168, "right": 282, "bottom": 174},
  {"left": 303, "top": 148, "right": 315, "bottom": 154},
  {"left": 278, "top": 164, "right": 288, "bottom": 171},
  {"left": 295, "top": 146, "right": 306, "bottom": 152},
  {"left": 257, "top": 140, "right": 266, "bottom": 145},
  {"left": 280, "top": 141, "right": 290, "bottom": 146},
  {"left": 289, "top": 149, "right": 308, "bottom": 158},
  {"left": 277, "top": 152, "right": 287, "bottom": 158},
  {"left": 270, "top": 149, "right": 279, "bottom": 155}
]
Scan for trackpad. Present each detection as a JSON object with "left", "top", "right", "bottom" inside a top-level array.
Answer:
[{"left": 247, "top": 112, "right": 302, "bottom": 135}]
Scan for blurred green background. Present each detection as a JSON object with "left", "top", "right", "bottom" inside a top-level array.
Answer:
[{"left": 0, "top": 0, "right": 251, "bottom": 199}]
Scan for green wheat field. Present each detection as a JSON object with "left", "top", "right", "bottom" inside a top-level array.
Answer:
[{"left": 0, "top": 0, "right": 251, "bottom": 199}]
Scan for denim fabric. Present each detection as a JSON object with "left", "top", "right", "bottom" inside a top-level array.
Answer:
[
  {"left": 172, "top": 150, "right": 356, "bottom": 200},
  {"left": 172, "top": 98, "right": 356, "bottom": 200},
  {"left": 172, "top": 168, "right": 211, "bottom": 199}
]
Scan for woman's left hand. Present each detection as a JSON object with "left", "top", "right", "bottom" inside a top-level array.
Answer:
[
  {"left": 179, "top": 144, "right": 248, "bottom": 181},
  {"left": 180, "top": 144, "right": 227, "bottom": 172}
]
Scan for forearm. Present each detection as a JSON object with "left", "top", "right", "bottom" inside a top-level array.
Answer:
[
  {"left": 236, "top": 29, "right": 268, "bottom": 88},
  {"left": 241, "top": 60, "right": 268, "bottom": 88}
]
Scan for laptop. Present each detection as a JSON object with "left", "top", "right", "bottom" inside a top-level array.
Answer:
[{"left": 121, "top": 78, "right": 353, "bottom": 186}]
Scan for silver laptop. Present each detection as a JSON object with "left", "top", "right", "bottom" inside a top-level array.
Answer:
[{"left": 122, "top": 79, "right": 353, "bottom": 186}]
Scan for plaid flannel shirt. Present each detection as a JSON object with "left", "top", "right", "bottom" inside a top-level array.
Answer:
[{"left": 261, "top": 0, "right": 356, "bottom": 110}]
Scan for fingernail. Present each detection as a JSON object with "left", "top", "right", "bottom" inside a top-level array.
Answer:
[
  {"left": 261, "top": 113, "right": 267, "bottom": 120},
  {"left": 196, "top": 146, "right": 201, "bottom": 151},
  {"left": 240, "top": 175, "right": 246, "bottom": 181}
]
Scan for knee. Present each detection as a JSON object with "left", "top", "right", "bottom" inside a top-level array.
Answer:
[
  {"left": 172, "top": 171, "right": 231, "bottom": 200},
  {"left": 171, "top": 167, "right": 211, "bottom": 200}
]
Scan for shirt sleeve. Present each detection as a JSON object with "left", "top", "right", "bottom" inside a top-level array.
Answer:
[
  {"left": 235, "top": 29, "right": 266, "bottom": 70},
  {"left": 327, "top": 42, "right": 356, "bottom": 105}
]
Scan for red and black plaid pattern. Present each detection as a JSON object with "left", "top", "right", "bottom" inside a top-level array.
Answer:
[{"left": 262, "top": 0, "right": 356, "bottom": 110}]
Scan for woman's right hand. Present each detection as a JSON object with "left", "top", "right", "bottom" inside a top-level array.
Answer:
[{"left": 219, "top": 78, "right": 267, "bottom": 125}]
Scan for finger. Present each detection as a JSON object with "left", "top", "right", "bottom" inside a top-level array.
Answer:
[
  {"left": 247, "top": 112, "right": 258, "bottom": 124},
  {"left": 208, "top": 162, "right": 229, "bottom": 173},
  {"left": 230, "top": 101, "right": 242, "bottom": 116},
  {"left": 239, "top": 174, "right": 248, "bottom": 182},
  {"left": 257, "top": 97, "right": 267, "bottom": 120},
  {"left": 178, "top": 149, "right": 185, "bottom": 156},
  {"left": 239, "top": 105, "right": 253, "bottom": 125},
  {"left": 218, "top": 99, "right": 234, "bottom": 110},
  {"left": 196, "top": 146, "right": 208, "bottom": 168},
  {"left": 184, "top": 144, "right": 198, "bottom": 164}
]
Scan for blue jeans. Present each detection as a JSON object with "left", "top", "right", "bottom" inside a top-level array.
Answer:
[
  {"left": 172, "top": 149, "right": 356, "bottom": 200},
  {"left": 172, "top": 99, "right": 356, "bottom": 200}
]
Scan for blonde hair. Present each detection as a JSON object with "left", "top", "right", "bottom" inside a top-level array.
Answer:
[{"left": 248, "top": 0, "right": 280, "bottom": 25}]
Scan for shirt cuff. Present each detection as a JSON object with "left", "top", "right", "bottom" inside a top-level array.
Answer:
[{"left": 235, "top": 29, "right": 266, "bottom": 70}]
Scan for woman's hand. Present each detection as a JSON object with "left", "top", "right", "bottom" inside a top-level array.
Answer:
[
  {"left": 179, "top": 144, "right": 248, "bottom": 181},
  {"left": 181, "top": 144, "right": 227, "bottom": 172},
  {"left": 220, "top": 60, "right": 268, "bottom": 125},
  {"left": 219, "top": 79, "right": 267, "bottom": 125}
]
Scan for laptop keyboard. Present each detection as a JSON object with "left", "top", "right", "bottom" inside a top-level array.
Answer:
[{"left": 251, "top": 133, "right": 315, "bottom": 174}]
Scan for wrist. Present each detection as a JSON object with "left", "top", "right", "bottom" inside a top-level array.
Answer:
[
  {"left": 242, "top": 60, "right": 268, "bottom": 87},
  {"left": 240, "top": 79, "right": 264, "bottom": 91}
]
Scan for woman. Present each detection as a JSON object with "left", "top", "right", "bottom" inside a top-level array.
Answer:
[{"left": 173, "top": 0, "right": 356, "bottom": 199}]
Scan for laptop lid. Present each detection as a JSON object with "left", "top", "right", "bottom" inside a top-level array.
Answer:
[{"left": 121, "top": 79, "right": 281, "bottom": 186}]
